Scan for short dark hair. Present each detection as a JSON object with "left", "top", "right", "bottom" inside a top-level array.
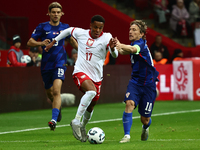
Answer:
[{"left": 91, "top": 15, "right": 105, "bottom": 23}]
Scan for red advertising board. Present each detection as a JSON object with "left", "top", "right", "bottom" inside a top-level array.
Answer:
[{"left": 155, "top": 64, "right": 173, "bottom": 100}]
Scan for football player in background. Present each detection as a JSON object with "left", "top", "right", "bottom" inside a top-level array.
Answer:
[
  {"left": 113, "top": 20, "right": 159, "bottom": 143},
  {"left": 45, "top": 15, "right": 118, "bottom": 142},
  {"left": 27, "top": 2, "right": 77, "bottom": 131}
]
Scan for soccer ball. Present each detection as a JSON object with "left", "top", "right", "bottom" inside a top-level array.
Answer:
[
  {"left": 87, "top": 127, "right": 105, "bottom": 144},
  {"left": 21, "top": 55, "right": 31, "bottom": 63}
]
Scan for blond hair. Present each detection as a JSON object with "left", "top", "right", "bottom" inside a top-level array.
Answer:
[
  {"left": 130, "top": 20, "right": 147, "bottom": 40},
  {"left": 48, "top": 2, "right": 62, "bottom": 12}
]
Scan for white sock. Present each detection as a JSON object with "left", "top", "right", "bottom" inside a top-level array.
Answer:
[
  {"left": 81, "top": 110, "right": 93, "bottom": 127},
  {"left": 74, "top": 91, "right": 96, "bottom": 123}
]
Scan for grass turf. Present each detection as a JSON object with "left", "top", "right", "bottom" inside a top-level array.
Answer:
[{"left": 0, "top": 101, "right": 200, "bottom": 150}]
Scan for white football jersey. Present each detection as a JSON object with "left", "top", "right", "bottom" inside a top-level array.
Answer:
[{"left": 71, "top": 27, "right": 112, "bottom": 82}]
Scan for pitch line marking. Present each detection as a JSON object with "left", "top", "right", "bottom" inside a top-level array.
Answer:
[
  {"left": 0, "top": 139, "right": 200, "bottom": 143},
  {"left": 0, "top": 109, "right": 200, "bottom": 135}
]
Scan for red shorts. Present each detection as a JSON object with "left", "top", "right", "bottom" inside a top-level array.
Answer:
[{"left": 73, "top": 72, "right": 102, "bottom": 101}]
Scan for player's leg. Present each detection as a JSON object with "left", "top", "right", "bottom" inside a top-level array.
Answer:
[
  {"left": 139, "top": 85, "right": 156, "bottom": 141},
  {"left": 120, "top": 82, "right": 140, "bottom": 143},
  {"left": 48, "top": 79, "right": 62, "bottom": 130},
  {"left": 71, "top": 73, "right": 97, "bottom": 141},
  {"left": 80, "top": 100, "right": 97, "bottom": 142},
  {"left": 80, "top": 81, "right": 101, "bottom": 142},
  {"left": 141, "top": 116, "right": 151, "bottom": 141},
  {"left": 73, "top": 79, "right": 97, "bottom": 124},
  {"left": 119, "top": 100, "right": 135, "bottom": 143}
]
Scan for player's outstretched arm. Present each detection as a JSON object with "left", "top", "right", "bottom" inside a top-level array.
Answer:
[
  {"left": 45, "top": 27, "right": 74, "bottom": 52},
  {"left": 108, "top": 38, "right": 118, "bottom": 58},
  {"left": 27, "top": 38, "right": 50, "bottom": 47},
  {"left": 55, "top": 27, "right": 73, "bottom": 42},
  {"left": 114, "top": 37, "right": 137, "bottom": 55}
]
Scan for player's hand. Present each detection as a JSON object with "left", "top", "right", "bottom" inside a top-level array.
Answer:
[
  {"left": 109, "top": 38, "right": 115, "bottom": 50},
  {"left": 44, "top": 40, "right": 56, "bottom": 52},
  {"left": 113, "top": 37, "right": 121, "bottom": 50},
  {"left": 41, "top": 39, "right": 51, "bottom": 46}
]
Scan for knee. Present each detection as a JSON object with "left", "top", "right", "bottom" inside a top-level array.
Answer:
[
  {"left": 86, "top": 91, "right": 96, "bottom": 99},
  {"left": 125, "top": 100, "right": 135, "bottom": 112},
  {"left": 52, "top": 89, "right": 60, "bottom": 97},
  {"left": 126, "top": 100, "right": 135, "bottom": 108},
  {"left": 46, "top": 91, "right": 53, "bottom": 101},
  {"left": 141, "top": 117, "right": 150, "bottom": 125}
]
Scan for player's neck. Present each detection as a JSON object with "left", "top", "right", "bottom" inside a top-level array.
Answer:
[{"left": 49, "top": 21, "right": 60, "bottom": 26}]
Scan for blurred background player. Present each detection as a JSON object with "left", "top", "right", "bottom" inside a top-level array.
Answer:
[
  {"left": 113, "top": 20, "right": 159, "bottom": 143},
  {"left": 27, "top": 2, "right": 78, "bottom": 131},
  {"left": 45, "top": 15, "right": 118, "bottom": 142},
  {"left": 7, "top": 35, "right": 35, "bottom": 67}
]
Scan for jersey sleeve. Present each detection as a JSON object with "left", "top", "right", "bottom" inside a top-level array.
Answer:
[
  {"left": 63, "top": 24, "right": 71, "bottom": 39},
  {"left": 133, "top": 39, "right": 145, "bottom": 54},
  {"left": 71, "top": 27, "right": 84, "bottom": 39},
  {"left": 31, "top": 23, "right": 43, "bottom": 41}
]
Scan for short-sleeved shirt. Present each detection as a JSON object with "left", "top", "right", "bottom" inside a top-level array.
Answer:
[
  {"left": 71, "top": 27, "right": 112, "bottom": 82},
  {"left": 130, "top": 38, "right": 159, "bottom": 86},
  {"left": 31, "top": 21, "right": 71, "bottom": 70}
]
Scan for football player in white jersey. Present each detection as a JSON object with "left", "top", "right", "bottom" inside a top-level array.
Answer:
[{"left": 45, "top": 15, "right": 118, "bottom": 142}]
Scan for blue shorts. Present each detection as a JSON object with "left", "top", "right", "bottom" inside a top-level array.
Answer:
[
  {"left": 124, "top": 80, "right": 157, "bottom": 117},
  {"left": 41, "top": 67, "right": 66, "bottom": 89}
]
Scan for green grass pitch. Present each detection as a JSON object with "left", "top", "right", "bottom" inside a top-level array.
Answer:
[{"left": 0, "top": 101, "right": 200, "bottom": 150}]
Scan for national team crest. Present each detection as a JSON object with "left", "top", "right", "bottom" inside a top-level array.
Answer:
[
  {"left": 86, "top": 38, "right": 94, "bottom": 46},
  {"left": 126, "top": 92, "right": 130, "bottom": 98}
]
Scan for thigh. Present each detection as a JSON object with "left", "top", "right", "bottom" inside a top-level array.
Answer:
[
  {"left": 41, "top": 70, "right": 53, "bottom": 89},
  {"left": 53, "top": 79, "right": 63, "bottom": 94},
  {"left": 91, "top": 81, "right": 102, "bottom": 102},
  {"left": 73, "top": 72, "right": 96, "bottom": 92},
  {"left": 52, "top": 67, "right": 66, "bottom": 82},
  {"left": 138, "top": 86, "right": 157, "bottom": 117},
  {"left": 124, "top": 81, "right": 142, "bottom": 108}
]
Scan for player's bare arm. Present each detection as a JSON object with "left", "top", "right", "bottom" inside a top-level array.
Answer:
[
  {"left": 27, "top": 38, "right": 50, "bottom": 47},
  {"left": 67, "top": 36, "right": 78, "bottom": 51},
  {"left": 45, "top": 27, "right": 73, "bottom": 52},
  {"left": 114, "top": 37, "right": 137, "bottom": 55},
  {"left": 45, "top": 40, "right": 57, "bottom": 52}
]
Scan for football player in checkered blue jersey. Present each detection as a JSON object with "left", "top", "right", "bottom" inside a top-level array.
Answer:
[
  {"left": 113, "top": 20, "right": 159, "bottom": 143},
  {"left": 27, "top": 2, "right": 78, "bottom": 131}
]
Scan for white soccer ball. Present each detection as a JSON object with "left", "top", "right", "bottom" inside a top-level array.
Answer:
[
  {"left": 21, "top": 55, "right": 31, "bottom": 63},
  {"left": 87, "top": 127, "right": 105, "bottom": 144}
]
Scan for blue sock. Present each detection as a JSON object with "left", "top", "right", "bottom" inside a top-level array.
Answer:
[
  {"left": 52, "top": 108, "right": 60, "bottom": 122},
  {"left": 143, "top": 118, "right": 152, "bottom": 129},
  {"left": 122, "top": 111, "right": 132, "bottom": 135}
]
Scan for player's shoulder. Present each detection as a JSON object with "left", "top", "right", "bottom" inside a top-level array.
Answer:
[
  {"left": 133, "top": 38, "right": 146, "bottom": 46},
  {"left": 36, "top": 21, "right": 51, "bottom": 30},
  {"left": 59, "top": 22, "right": 70, "bottom": 29},
  {"left": 37, "top": 21, "right": 49, "bottom": 27},
  {"left": 102, "top": 32, "right": 112, "bottom": 37}
]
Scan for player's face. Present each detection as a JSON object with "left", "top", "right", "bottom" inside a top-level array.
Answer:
[
  {"left": 129, "top": 24, "right": 144, "bottom": 42},
  {"left": 49, "top": 8, "right": 62, "bottom": 25},
  {"left": 90, "top": 21, "right": 104, "bottom": 39}
]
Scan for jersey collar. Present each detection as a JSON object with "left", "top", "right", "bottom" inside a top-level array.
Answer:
[{"left": 89, "top": 30, "right": 103, "bottom": 39}]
